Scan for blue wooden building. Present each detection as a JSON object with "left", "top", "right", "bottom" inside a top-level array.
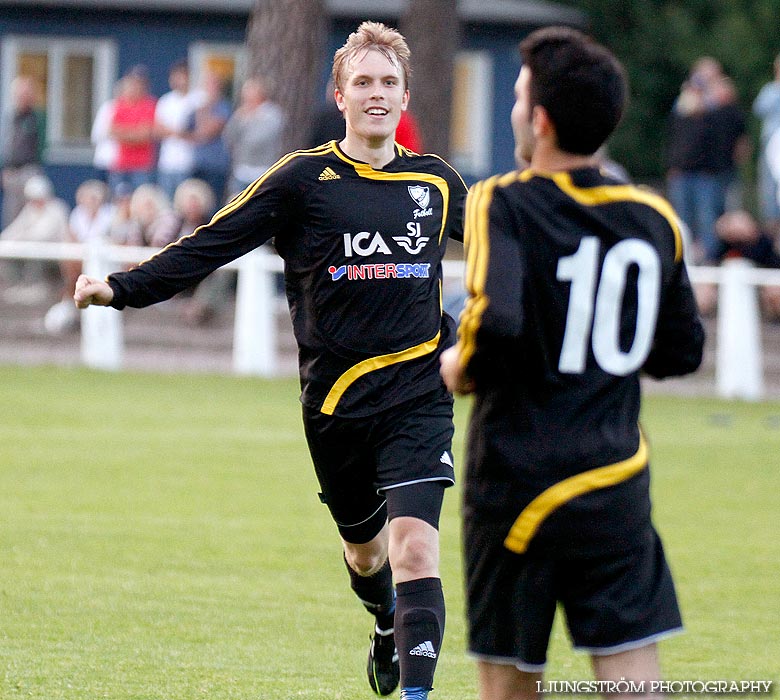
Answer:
[{"left": 0, "top": 0, "right": 585, "bottom": 204}]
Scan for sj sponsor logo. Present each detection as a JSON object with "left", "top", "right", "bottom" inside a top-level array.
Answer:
[
  {"left": 328, "top": 263, "right": 431, "bottom": 281},
  {"left": 343, "top": 225, "right": 430, "bottom": 257}
]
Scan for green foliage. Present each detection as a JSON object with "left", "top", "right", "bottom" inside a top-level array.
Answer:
[
  {"left": 0, "top": 367, "right": 777, "bottom": 697},
  {"left": 557, "top": 1, "right": 780, "bottom": 183}
]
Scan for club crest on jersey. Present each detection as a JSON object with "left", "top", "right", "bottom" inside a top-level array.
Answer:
[{"left": 409, "top": 185, "right": 433, "bottom": 219}]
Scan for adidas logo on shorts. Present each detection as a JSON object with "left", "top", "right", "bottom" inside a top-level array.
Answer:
[{"left": 409, "top": 641, "right": 437, "bottom": 658}]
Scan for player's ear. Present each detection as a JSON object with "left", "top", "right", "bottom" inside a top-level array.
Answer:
[
  {"left": 532, "top": 105, "right": 555, "bottom": 140},
  {"left": 334, "top": 88, "right": 346, "bottom": 114},
  {"left": 401, "top": 89, "right": 409, "bottom": 111}
]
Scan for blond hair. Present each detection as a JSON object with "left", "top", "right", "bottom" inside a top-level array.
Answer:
[{"left": 331, "top": 21, "right": 411, "bottom": 92}]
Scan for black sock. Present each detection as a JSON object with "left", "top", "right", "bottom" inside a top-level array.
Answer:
[
  {"left": 394, "top": 577, "right": 445, "bottom": 690},
  {"left": 344, "top": 556, "right": 395, "bottom": 630}
]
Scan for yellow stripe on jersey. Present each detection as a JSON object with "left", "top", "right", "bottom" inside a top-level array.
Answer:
[
  {"left": 520, "top": 169, "right": 684, "bottom": 263},
  {"left": 332, "top": 147, "right": 452, "bottom": 244},
  {"left": 503, "top": 431, "right": 649, "bottom": 554},
  {"left": 320, "top": 330, "right": 442, "bottom": 416},
  {"left": 456, "top": 174, "right": 515, "bottom": 370}
]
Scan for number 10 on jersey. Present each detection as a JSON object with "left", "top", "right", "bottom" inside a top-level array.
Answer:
[{"left": 556, "top": 236, "right": 661, "bottom": 377}]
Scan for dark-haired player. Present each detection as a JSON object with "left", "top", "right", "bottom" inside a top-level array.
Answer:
[
  {"left": 75, "top": 22, "right": 466, "bottom": 700},
  {"left": 441, "top": 26, "right": 704, "bottom": 700}
]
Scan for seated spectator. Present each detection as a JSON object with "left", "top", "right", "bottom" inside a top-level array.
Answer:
[
  {"left": 46, "top": 179, "right": 115, "bottom": 332},
  {"left": 170, "top": 178, "right": 234, "bottom": 325},
  {"left": 125, "top": 183, "right": 180, "bottom": 248},
  {"left": 105, "top": 182, "right": 135, "bottom": 245},
  {"left": 1, "top": 175, "right": 69, "bottom": 305},
  {"left": 68, "top": 179, "right": 114, "bottom": 244},
  {"left": 172, "top": 177, "right": 215, "bottom": 238},
  {"left": 695, "top": 210, "right": 780, "bottom": 319}
]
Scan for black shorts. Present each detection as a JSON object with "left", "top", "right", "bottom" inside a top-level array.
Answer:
[
  {"left": 303, "top": 388, "right": 455, "bottom": 544},
  {"left": 464, "top": 520, "right": 683, "bottom": 671}
]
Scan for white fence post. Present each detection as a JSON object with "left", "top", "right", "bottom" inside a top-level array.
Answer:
[
  {"left": 232, "top": 247, "right": 277, "bottom": 376},
  {"left": 80, "top": 239, "right": 124, "bottom": 371},
  {"left": 716, "top": 258, "right": 764, "bottom": 401}
]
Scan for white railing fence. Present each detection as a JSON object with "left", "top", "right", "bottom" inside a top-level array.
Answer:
[{"left": 1, "top": 240, "right": 776, "bottom": 400}]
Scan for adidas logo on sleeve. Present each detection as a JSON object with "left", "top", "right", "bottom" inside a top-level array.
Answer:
[{"left": 409, "top": 641, "right": 437, "bottom": 658}]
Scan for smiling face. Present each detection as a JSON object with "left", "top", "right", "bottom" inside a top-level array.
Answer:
[{"left": 335, "top": 48, "right": 409, "bottom": 147}]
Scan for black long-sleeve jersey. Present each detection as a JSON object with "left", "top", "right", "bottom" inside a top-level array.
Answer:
[
  {"left": 457, "top": 167, "right": 704, "bottom": 556},
  {"left": 108, "top": 141, "right": 467, "bottom": 417}
]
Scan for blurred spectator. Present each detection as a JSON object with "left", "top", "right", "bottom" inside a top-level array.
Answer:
[
  {"left": 1, "top": 174, "right": 69, "bottom": 305},
  {"left": 108, "top": 65, "right": 157, "bottom": 194},
  {"left": 307, "top": 80, "right": 344, "bottom": 147},
  {"left": 666, "top": 58, "right": 746, "bottom": 264},
  {"left": 395, "top": 109, "right": 423, "bottom": 152},
  {"left": 695, "top": 210, "right": 780, "bottom": 319},
  {"left": 154, "top": 60, "right": 200, "bottom": 200},
  {"left": 91, "top": 82, "right": 120, "bottom": 182},
  {"left": 1, "top": 75, "right": 45, "bottom": 228},
  {"left": 172, "top": 177, "right": 215, "bottom": 238},
  {"left": 124, "top": 183, "right": 179, "bottom": 248},
  {"left": 223, "top": 76, "right": 285, "bottom": 196},
  {"left": 105, "top": 181, "right": 135, "bottom": 245},
  {"left": 186, "top": 71, "right": 231, "bottom": 207},
  {"left": 706, "top": 76, "right": 750, "bottom": 212},
  {"left": 68, "top": 179, "right": 114, "bottom": 244},
  {"left": 752, "top": 52, "right": 780, "bottom": 225},
  {"left": 46, "top": 179, "right": 114, "bottom": 334},
  {"left": 169, "top": 177, "right": 233, "bottom": 325}
]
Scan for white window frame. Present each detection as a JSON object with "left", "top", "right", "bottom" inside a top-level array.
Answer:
[
  {"left": 450, "top": 50, "right": 494, "bottom": 177},
  {"left": 1, "top": 35, "right": 117, "bottom": 165}
]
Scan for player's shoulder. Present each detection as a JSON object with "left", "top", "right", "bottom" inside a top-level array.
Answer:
[
  {"left": 257, "top": 141, "right": 341, "bottom": 183},
  {"left": 468, "top": 170, "right": 526, "bottom": 207},
  {"left": 394, "top": 145, "right": 468, "bottom": 190}
]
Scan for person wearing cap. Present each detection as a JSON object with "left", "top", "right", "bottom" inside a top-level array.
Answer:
[{"left": 1, "top": 174, "right": 69, "bottom": 305}]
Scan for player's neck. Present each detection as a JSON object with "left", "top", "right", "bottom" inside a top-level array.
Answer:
[
  {"left": 530, "top": 142, "right": 597, "bottom": 173},
  {"left": 339, "top": 133, "right": 397, "bottom": 169}
]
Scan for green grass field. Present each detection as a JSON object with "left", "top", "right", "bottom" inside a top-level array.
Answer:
[{"left": 1, "top": 366, "right": 777, "bottom": 699}]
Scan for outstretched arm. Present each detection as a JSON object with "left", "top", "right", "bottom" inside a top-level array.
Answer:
[{"left": 73, "top": 275, "right": 114, "bottom": 308}]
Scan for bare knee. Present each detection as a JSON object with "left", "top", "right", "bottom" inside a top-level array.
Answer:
[
  {"left": 343, "top": 526, "right": 389, "bottom": 577},
  {"left": 388, "top": 517, "right": 439, "bottom": 581}
]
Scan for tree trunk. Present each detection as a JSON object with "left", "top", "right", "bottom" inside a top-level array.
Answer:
[
  {"left": 245, "top": 0, "right": 326, "bottom": 153},
  {"left": 399, "top": 0, "right": 460, "bottom": 158}
]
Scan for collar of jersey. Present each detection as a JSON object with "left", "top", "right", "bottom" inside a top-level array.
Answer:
[
  {"left": 331, "top": 140, "right": 405, "bottom": 172},
  {"left": 518, "top": 168, "right": 683, "bottom": 261}
]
